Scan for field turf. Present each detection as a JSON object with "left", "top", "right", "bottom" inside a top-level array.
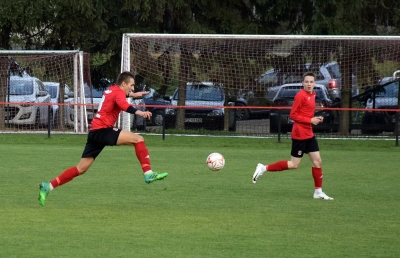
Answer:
[{"left": 1, "top": 134, "right": 399, "bottom": 257}]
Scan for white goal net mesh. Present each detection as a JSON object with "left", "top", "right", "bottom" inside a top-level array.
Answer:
[
  {"left": 0, "top": 51, "right": 88, "bottom": 134},
  {"left": 121, "top": 34, "right": 400, "bottom": 135}
]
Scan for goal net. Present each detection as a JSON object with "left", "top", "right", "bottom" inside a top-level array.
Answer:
[
  {"left": 0, "top": 51, "right": 88, "bottom": 134},
  {"left": 121, "top": 34, "right": 400, "bottom": 135}
]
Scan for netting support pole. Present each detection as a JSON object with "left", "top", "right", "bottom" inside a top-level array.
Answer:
[
  {"left": 120, "top": 34, "right": 131, "bottom": 131},
  {"left": 394, "top": 112, "right": 399, "bottom": 147}
]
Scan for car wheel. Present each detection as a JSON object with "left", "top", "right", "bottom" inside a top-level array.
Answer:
[
  {"left": 235, "top": 103, "right": 249, "bottom": 120},
  {"left": 151, "top": 110, "right": 164, "bottom": 126}
]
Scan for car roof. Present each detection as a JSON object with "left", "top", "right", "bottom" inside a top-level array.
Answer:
[
  {"left": 10, "top": 76, "right": 39, "bottom": 81},
  {"left": 43, "top": 82, "right": 59, "bottom": 86},
  {"left": 186, "top": 82, "right": 215, "bottom": 86},
  {"left": 280, "top": 83, "right": 325, "bottom": 88}
]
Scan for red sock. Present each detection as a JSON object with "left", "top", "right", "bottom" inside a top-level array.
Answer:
[
  {"left": 134, "top": 141, "right": 151, "bottom": 173},
  {"left": 267, "top": 160, "right": 289, "bottom": 171},
  {"left": 50, "top": 166, "right": 80, "bottom": 188},
  {"left": 312, "top": 167, "right": 323, "bottom": 189}
]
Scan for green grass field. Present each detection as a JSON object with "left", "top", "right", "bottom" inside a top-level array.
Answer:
[{"left": 1, "top": 134, "right": 399, "bottom": 258}]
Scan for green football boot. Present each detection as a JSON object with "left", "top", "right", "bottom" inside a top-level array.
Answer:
[
  {"left": 144, "top": 172, "right": 168, "bottom": 184},
  {"left": 38, "top": 182, "right": 50, "bottom": 206}
]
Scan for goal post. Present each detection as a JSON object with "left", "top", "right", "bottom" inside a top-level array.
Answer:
[
  {"left": 0, "top": 50, "right": 88, "bottom": 133},
  {"left": 121, "top": 34, "right": 400, "bottom": 134}
]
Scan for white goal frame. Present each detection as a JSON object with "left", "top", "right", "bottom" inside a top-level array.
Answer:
[
  {"left": 0, "top": 50, "right": 88, "bottom": 133},
  {"left": 120, "top": 33, "right": 400, "bottom": 132}
]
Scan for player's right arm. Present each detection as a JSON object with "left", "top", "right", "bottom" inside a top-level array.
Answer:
[{"left": 289, "top": 94, "right": 311, "bottom": 124}]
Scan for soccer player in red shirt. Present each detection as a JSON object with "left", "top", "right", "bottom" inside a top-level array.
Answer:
[
  {"left": 38, "top": 71, "right": 168, "bottom": 206},
  {"left": 252, "top": 71, "right": 333, "bottom": 200}
]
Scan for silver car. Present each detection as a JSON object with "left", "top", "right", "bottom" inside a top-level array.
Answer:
[
  {"left": 260, "top": 62, "right": 358, "bottom": 102},
  {"left": 5, "top": 76, "right": 51, "bottom": 127},
  {"left": 43, "top": 82, "right": 74, "bottom": 127}
]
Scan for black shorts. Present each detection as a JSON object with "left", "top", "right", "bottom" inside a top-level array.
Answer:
[
  {"left": 81, "top": 128, "right": 122, "bottom": 159},
  {"left": 291, "top": 136, "right": 319, "bottom": 158}
]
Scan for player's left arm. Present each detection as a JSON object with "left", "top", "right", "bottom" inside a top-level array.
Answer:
[{"left": 116, "top": 92, "right": 152, "bottom": 119}]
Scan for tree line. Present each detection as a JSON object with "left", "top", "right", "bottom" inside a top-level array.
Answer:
[{"left": 1, "top": 0, "right": 399, "bottom": 83}]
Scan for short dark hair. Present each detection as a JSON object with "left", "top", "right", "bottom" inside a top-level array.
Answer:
[
  {"left": 302, "top": 71, "right": 316, "bottom": 81},
  {"left": 116, "top": 71, "right": 135, "bottom": 85}
]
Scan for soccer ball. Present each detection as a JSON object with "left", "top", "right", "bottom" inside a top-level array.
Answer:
[{"left": 206, "top": 153, "right": 225, "bottom": 171}]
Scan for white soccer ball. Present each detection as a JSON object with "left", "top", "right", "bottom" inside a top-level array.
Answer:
[{"left": 206, "top": 152, "right": 225, "bottom": 171}]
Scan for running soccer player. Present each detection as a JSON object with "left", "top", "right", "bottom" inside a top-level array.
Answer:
[
  {"left": 38, "top": 71, "right": 168, "bottom": 206},
  {"left": 252, "top": 71, "right": 333, "bottom": 200}
]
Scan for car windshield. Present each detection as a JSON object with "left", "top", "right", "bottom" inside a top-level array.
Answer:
[
  {"left": 85, "top": 87, "right": 105, "bottom": 98},
  {"left": 44, "top": 85, "right": 58, "bottom": 98},
  {"left": 143, "top": 88, "right": 157, "bottom": 100},
  {"left": 173, "top": 85, "right": 223, "bottom": 101},
  {"left": 375, "top": 82, "right": 399, "bottom": 98},
  {"left": 258, "top": 63, "right": 324, "bottom": 85},
  {"left": 277, "top": 86, "right": 326, "bottom": 99},
  {"left": 8, "top": 80, "right": 34, "bottom": 95}
]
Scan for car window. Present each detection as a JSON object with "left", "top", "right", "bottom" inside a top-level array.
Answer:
[
  {"left": 9, "top": 80, "right": 33, "bottom": 95},
  {"left": 277, "top": 86, "right": 301, "bottom": 98},
  {"left": 375, "top": 82, "right": 399, "bottom": 98},
  {"left": 325, "top": 63, "right": 341, "bottom": 79},
  {"left": 173, "top": 85, "right": 223, "bottom": 101},
  {"left": 314, "top": 87, "right": 326, "bottom": 99},
  {"left": 44, "top": 85, "right": 58, "bottom": 98},
  {"left": 259, "top": 66, "right": 324, "bottom": 85},
  {"left": 65, "top": 85, "right": 72, "bottom": 94},
  {"left": 143, "top": 88, "right": 160, "bottom": 100},
  {"left": 85, "top": 86, "right": 104, "bottom": 98}
]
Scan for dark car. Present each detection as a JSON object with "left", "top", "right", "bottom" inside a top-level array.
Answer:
[
  {"left": 269, "top": 83, "right": 335, "bottom": 133},
  {"left": 131, "top": 88, "right": 170, "bottom": 128},
  {"left": 357, "top": 75, "right": 400, "bottom": 135},
  {"left": 233, "top": 88, "right": 272, "bottom": 120},
  {"left": 260, "top": 62, "right": 358, "bottom": 102},
  {"left": 165, "top": 82, "right": 234, "bottom": 130}
]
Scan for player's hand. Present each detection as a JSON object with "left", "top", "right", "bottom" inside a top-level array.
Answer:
[
  {"left": 138, "top": 110, "right": 152, "bottom": 119},
  {"left": 130, "top": 91, "right": 150, "bottom": 98},
  {"left": 311, "top": 116, "right": 323, "bottom": 125}
]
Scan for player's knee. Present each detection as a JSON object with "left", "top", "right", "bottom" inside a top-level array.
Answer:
[
  {"left": 288, "top": 161, "right": 300, "bottom": 169},
  {"left": 313, "top": 158, "right": 322, "bottom": 167},
  {"left": 76, "top": 165, "right": 89, "bottom": 174},
  {"left": 136, "top": 135, "right": 144, "bottom": 142},
  {"left": 291, "top": 163, "right": 300, "bottom": 169}
]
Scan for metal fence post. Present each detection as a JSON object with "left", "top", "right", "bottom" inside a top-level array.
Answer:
[{"left": 47, "top": 105, "right": 51, "bottom": 138}]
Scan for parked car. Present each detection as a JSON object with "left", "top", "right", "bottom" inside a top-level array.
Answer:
[
  {"left": 360, "top": 73, "right": 400, "bottom": 135},
  {"left": 130, "top": 87, "right": 171, "bottom": 129},
  {"left": 260, "top": 62, "right": 358, "bottom": 102},
  {"left": 43, "top": 82, "right": 74, "bottom": 127},
  {"left": 165, "top": 82, "right": 234, "bottom": 130},
  {"left": 84, "top": 86, "right": 105, "bottom": 124},
  {"left": 269, "top": 83, "right": 335, "bottom": 133},
  {"left": 233, "top": 88, "right": 272, "bottom": 120},
  {"left": 137, "top": 88, "right": 171, "bottom": 126},
  {"left": 5, "top": 76, "right": 52, "bottom": 127}
]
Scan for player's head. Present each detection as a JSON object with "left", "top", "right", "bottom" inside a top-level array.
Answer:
[
  {"left": 302, "top": 71, "right": 316, "bottom": 94},
  {"left": 116, "top": 71, "right": 135, "bottom": 94}
]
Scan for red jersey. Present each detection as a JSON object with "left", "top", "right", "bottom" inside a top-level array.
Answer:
[
  {"left": 90, "top": 85, "right": 132, "bottom": 130},
  {"left": 289, "top": 89, "right": 316, "bottom": 140}
]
